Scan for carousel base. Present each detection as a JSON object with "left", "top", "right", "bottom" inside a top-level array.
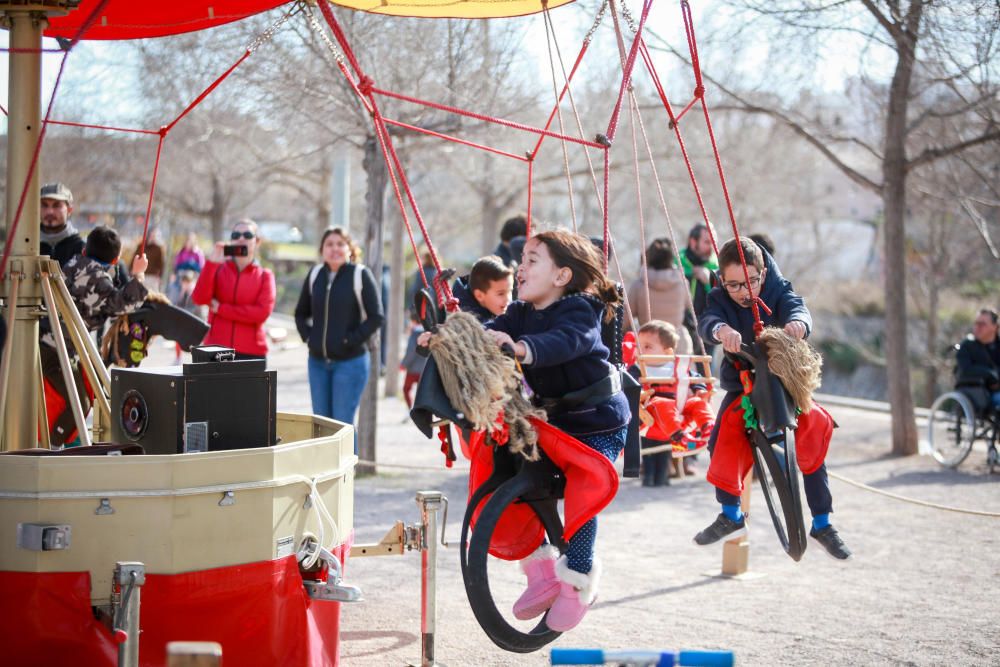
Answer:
[{"left": 0, "top": 412, "right": 357, "bottom": 666}]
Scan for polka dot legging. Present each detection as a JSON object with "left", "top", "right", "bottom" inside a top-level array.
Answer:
[{"left": 563, "top": 426, "right": 627, "bottom": 575}]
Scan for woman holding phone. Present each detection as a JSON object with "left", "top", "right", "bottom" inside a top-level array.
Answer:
[{"left": 192, "top": 218, "right": 276, "bottom": 360}]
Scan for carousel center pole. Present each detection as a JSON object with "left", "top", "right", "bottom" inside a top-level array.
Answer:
[{"left": 1, "top": 5, "right": 48, "bottom": 452}]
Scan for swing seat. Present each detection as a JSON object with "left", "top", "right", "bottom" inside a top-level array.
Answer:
[
  {"left": 467, "top": 418, "right": 619, "bottom": 561},
  {"left": 42, "top": 370, "right": 95, "bottom": 446}
]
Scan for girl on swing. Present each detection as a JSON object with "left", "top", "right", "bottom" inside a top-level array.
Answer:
[{"left": 483, "top": 229, "right": 630, "bottom": 632}]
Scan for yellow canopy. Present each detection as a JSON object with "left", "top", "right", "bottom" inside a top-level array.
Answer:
[{"left": 326, "top": 0, "right": 576, "bottom": 20}]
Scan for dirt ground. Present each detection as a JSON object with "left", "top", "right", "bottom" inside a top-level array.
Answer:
[{"left": 165, "top": 333, "right": 1000, "bottom": 666}]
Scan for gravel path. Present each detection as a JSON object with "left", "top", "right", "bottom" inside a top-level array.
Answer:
[{"left": 158, "top": 335, "right": 1000, "bottom": 665}]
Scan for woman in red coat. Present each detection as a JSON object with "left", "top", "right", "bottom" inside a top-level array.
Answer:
[{"left": 192, "top": 219, "right": 276, "bottom": 359}]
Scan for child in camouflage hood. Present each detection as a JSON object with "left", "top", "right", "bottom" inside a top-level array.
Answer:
[{"left": 40, "top": 226, "right": 148, "bottom": 446}]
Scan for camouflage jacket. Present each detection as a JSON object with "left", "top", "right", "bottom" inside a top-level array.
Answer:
[{"left": 40, "top": 255, "right": 148, "bottom": 351}]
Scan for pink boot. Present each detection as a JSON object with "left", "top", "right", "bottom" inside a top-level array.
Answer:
[
  {"left": 512, "top": 545, "right": 561, "bottom": 620},
  {"left": 546, "top": 556, "right": 601, "bottom": 632}
]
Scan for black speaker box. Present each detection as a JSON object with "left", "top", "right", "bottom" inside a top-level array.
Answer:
[{"left": 110, "top": 357, "right": 277, "bottom": 455}]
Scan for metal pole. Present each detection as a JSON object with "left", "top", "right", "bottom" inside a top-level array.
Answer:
[
  {"left": 1, "top": 7, "right": 45, "bottom": 451},
  {"left": 415, "top": 491, "right": 443, "bottom": 667},
  {"left": 39, "top": 266, "right": 91, "bottom": 446},
  {"left": 115, "top": 562, "right": 146, "bottom": 667}
]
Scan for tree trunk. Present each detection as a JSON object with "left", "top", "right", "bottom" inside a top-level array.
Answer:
[
  {"left": 924, "top": 274, "right": 939, "bottom": 407},
  {"left": 210, "top": 174, "right": 226, "bottom": 242},
  {"left": 384, "top": 208, "right": 405, "bottom": 398},
  {"left": 318, "top": 153, "right": 333, "bottom": 237},
  {"left": 357, "top": 135, "right": 387, "bottom": 474},
  {"left": 882, "top": 9, "right": 922, "bottom": 456},
  {"left": 480, "top": 153, "right": 498, "bottom": 256}
]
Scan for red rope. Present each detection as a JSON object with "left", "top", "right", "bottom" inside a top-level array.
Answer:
[
  {"left": 45, "top": 118, "right": 160, "bottom": 135},
  {"left": 0, "top": 51, "right": 69, "bottom": 278},
  {"left": 530, "top": 39, "right": 590, "bottom": 160},
  {"left": 138, "top": 131, "right": 166, "bottom": 257},
  {"left": 373, "top": 87, "right": 607, "bottom": 150},
  {"left": 0, "top": 47, "right": 65, "bottom": 54},
  {"left": 163, "top": 50, "right": 251, "bottom": 134},
  {"left": 371, "top": 117, "right": 428, "bottom": 292},
  {"left": 381, "top": 117, "right": 529, "bottom": 162}
]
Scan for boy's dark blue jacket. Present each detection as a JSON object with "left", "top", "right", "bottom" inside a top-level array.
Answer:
[
  {"left": 488, "top": 293, "right": 630, "bottom": 436},
  {"left": 452, "top": 275, "right": 495, "bottom": 324},
  {"left": 698, "top": 251, "right": 812, "bottom": 393}
]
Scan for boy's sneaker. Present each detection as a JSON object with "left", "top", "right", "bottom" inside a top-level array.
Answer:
[
  {"left": 693, "top": 513, "right": 747, "bottom": 546},
  {"left": 809, "top": 525, "right": 852, "bottom": 561}
]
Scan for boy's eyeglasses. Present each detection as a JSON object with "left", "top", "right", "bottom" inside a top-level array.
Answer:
[
  {"left": 722, "top": 274, "right": 762, "bottom": 293},
  {"left": 230, "top": 231, "right": 255, "bottom": 240}
]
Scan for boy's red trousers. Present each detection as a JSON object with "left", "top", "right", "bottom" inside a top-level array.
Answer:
[{"left": 706, "top": 399, "right": 835, "bottom": 497}]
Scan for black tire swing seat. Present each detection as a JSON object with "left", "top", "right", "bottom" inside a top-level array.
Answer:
[
  {"left": 727, "top": 343, "right": 808, "bottom": 562},
  {"left": 460, "top": 442, "right": 567, "bottom": 653}
]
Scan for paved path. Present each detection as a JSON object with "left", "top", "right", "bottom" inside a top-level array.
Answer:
[{"left": 154, "top": 333, "right": 1000, "bottom": 666}]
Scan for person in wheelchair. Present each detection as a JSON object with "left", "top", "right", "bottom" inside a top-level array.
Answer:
[
  {"left": 693, "top": 237, "right": 851, "bottom": 560},
  {"left": 484, "top": 229, "right": 629, "bottom": 633},
  {"left": 955, "top": 308, "right": 1000, "bottom": 413}
]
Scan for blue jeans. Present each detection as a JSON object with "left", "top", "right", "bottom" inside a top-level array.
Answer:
[
  {"left": 308, "top": 353, "right": 370, "bottom": 426},
  {"left": 992, "top": 391, "right": 1000, "bottom": 410}
]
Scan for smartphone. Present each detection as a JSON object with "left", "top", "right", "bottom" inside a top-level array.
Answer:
[{"left": 223, "top": 244, "right": 248, "bottom": 257}]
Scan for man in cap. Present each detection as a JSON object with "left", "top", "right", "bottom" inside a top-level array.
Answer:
[{"left": 40, "top": 182, "right": 85, "bottom": 268}]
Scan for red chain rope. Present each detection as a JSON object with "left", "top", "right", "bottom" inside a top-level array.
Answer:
[
  {"left": 45, "top": 119, "right": 160, "bottom": 135},
  {"left": 138, "top": 131, "right": 166, "bottom": 257},
  {"left": 381, "top": 117, "right": 529, "bottom": 163},
  {"left": 530, "top": 38, "right": 591, "bottom": 160},
  {"left": 373, "top": 86, "right": 608, "bottom": 151}
]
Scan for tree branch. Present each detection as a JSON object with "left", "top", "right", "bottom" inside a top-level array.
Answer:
[{"left": 906, "top": 128, "right": 1000, "bottom": 172}]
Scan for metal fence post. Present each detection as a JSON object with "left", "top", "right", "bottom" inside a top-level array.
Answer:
[{"left": 415, "top": 491, "right": 444, "bottom": 667}]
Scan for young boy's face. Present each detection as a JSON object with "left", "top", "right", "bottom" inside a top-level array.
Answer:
[
  {"left": 720, "top": 263, "right": 765, "bottom": 308},
  {"left": 638, "top": 331, "right": 673, "bottom": 356},
  {"left": 473, "top": 276, "right": 513, "bottom": 316}
]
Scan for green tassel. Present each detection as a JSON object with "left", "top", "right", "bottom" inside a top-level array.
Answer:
[{"left": 740, "top": 394, "right": 758, "bottom": 430}]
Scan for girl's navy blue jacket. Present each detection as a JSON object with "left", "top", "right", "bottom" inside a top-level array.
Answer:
[
  {"left": 488, "top": 293, "right": 630, "bottom": 436},
  {"left": 294, "top": 262, "right": 385, "bottom": 361},
  {"left": 451, "top": 275, "right": 495, "bottom": 324},
  {"left": 697, "top": 251, "right": 812, "bottom": 393}
]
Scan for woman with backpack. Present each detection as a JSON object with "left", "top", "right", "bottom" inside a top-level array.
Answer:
[{"left": 295, "top": 227, "right": 384, "bottom": 425}]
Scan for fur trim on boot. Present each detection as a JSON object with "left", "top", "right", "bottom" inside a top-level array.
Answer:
[
  {"left": 520, "top": 544, "right": 560, "bottom": 570},
  {"left": 554, "top": 555, "right": 601, "bottom": 605}
]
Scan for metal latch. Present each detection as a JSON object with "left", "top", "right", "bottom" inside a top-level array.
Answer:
[
  {"left": 298, "top": 538, "right": 363, "bottom": 603},
  {"left": 17, "top": 523, "right": 71, "bottom": 551}
]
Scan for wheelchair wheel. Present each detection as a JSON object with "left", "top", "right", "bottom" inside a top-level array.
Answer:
[
  {"left": 461, "top": 474, "right": 561, "bottom": 653},
  {"left": 927, "top": 392, "right": 976, "bottom": 468},
  {"left": 750, "top": 427, "right": 807, "bottom": 562}
]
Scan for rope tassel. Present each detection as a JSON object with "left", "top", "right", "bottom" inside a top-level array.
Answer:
[{"left": 427, "top": 312, "right": 546, "bottom": 460}]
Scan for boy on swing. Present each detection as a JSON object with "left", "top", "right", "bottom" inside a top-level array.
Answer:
[{"left": 693, "top": 237, "right": 851, "bottom": 560}]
